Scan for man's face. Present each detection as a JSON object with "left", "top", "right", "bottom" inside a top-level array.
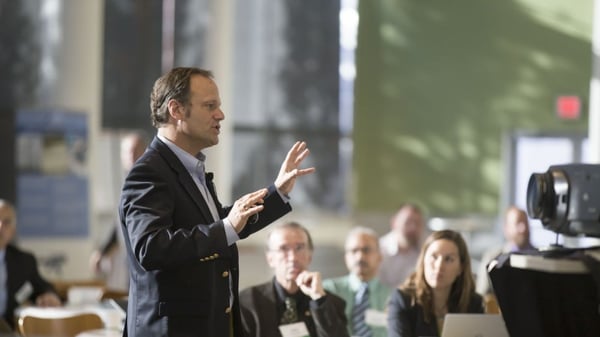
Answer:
[
  {"left": 120, "top": 135, "right": 146, "bottom": 172},
  {"left": 0, "top": 203, "right": 16, "bottom": 249},
  {"left": 344, "top": 233, "right": 381, "bottom": 282},
  {"left": 176, "top": 75, "right": 225, "bottom": 150},
  {"left": 391, "top": 207, "right": 424, "bottom": 247},
  {"left": 266, "top": 228, "right": 312, "bottom": 285},
  {"left": 504, "top": 208, "right": 530, "bottom": 249}
]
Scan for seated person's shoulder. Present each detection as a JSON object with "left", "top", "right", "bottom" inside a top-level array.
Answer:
[
  {"left": 481, "top": 245, "right": 505, "bottom": 263},
  {"left": 324, "top": 289, "right": 345, "bottom": 303},
  {"left": 469, "top": 291, "right": 485, "bottom": 311},
  {"left": 7, "top": 244, "right": 37, "bottom": 263},
  {"left": 239, "top": 282, "right": 269, "bottom": 303},
  {"left": 321, "top": 276, "right": 345, "bottom": 292},
  {"left": 390, "top": 287, "right": 416, "bottom": 307}
]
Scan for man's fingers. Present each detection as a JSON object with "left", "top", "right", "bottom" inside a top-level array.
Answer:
[
  {"left": 283, "top": 167, "right": 315, "bottom": 182},
  {"left": 243, "top": 204, "right": 264, "bottom": 216},
  {"left": 249, "top": 188, "right": 268, "bottom": 198},
  {"left": 296, "top": 167, "right": 316, "bottom": 177},
  {"left": 293, "top": 148, "right": 310, "bottom": 166},
  {"left": 246, "top": 189, "right": 267, "bottom": 205},
  {"left": 286, "top": 141, "right": 307, "bottom": 163},
  {"left": 284, "top": 141, "right": 301, "bottom": 162}
]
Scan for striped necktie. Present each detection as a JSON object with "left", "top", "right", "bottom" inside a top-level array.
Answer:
[{"left": 352, "top": 283, "right": 372, "bottom": 337}]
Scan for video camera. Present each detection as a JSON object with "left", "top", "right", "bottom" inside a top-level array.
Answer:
[{"left": 527, "top": 163, "right": 600, "bottom": 237}]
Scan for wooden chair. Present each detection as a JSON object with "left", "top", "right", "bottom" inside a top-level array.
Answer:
[
  {"left": 100, "top": 288, "right": 128, "bottom": 301},
  {"left": 51, "top": 279, "right": 106, "bottom": 303},
  {"left": 484, "top": 293, "right": 501, "bottom": 314},
  {"left": 18, "top": 311, "right": 104, "bottom": 337}
]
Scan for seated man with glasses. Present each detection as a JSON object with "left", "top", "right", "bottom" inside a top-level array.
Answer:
[
  {"left": 239, "top": 221, "right": 349, "bottom": 337},
  {"left": 323, "top": 226, "right": 392, "bottom": 337}
]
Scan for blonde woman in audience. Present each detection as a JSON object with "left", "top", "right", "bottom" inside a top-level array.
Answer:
[{"left": 387, "top": 230, "right": 483, "bottom": 337}]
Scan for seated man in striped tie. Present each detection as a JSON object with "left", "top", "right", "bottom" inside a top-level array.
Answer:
[
  {"left": 239, "top": 221, "right": 349, "bottom": 337},
  {"left": 324, "top": 227, "right": 392, "bottom": 337}
]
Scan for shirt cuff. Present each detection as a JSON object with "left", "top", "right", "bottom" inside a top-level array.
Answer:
[
  {"left": 223, "top": 218, "right": 240, "bottom": 246},
  {"left": 275, "top": 187, "right": 290, "bottom": 203},
  {"left": 310, "top": 294, "right": 327, "bottom": 308}
]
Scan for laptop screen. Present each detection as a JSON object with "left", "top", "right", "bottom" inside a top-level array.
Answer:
[{"left": 441, "top": 314, "right": 509, "bottom": 337}]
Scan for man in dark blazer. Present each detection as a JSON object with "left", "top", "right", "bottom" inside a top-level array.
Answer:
[
  {"left": 239, "top": 222, "right": 349, "bottom": 337},
  {"left": 119, "top": 67, "right": 314, "bottom": 337},
  {"left": 0, "top": 200, "right": 61, "bottom": 328}
]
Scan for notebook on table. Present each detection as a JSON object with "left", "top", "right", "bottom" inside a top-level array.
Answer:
[{"left": 441, "top": 313, "right": 509, "bottom": 337}]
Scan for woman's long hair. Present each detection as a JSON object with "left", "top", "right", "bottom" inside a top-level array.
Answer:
[{"left": 400, "top": 230, "right": 476, "bottom": 323}]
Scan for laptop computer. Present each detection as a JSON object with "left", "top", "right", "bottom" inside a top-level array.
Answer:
[{"left": 441, "top": 314, "right": 509, "bottom": 337}]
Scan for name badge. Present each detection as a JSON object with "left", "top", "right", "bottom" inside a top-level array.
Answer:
[
  {"left": 365, "top": 308, "right": 387, "bottom": 327},
  {"left": 279, "top": 321, "right": 310, "bottom": 337},
  {"left": 15, "top": 281, "right": 33, "bottom": 304}
]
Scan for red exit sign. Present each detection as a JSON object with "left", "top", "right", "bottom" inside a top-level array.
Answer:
[{"left": 556, "top": 95, "right": 581, "bottom": 120}]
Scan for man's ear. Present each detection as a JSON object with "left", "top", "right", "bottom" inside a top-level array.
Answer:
[
  {"left": 266, "top": 251, "right": 275, "bottom": 269},
  {"left": 167, "top": 99, "right": 183, "bottom": 121}
]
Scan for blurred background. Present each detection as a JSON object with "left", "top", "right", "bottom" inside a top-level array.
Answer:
[{"left": 0, "top": 0, "right": 597, "bottom": 289}]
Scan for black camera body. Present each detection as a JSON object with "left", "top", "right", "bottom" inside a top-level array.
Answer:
[{"left": 527, "top": 163, "right": 600, "bottom": 237}]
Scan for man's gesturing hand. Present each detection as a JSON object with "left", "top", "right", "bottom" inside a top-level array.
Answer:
[
  {"left": 274, "top": 141, "right": 316, "bottom": 196},
  {"left": 226, "top": 188, "right": 267, "bottom": 233}
]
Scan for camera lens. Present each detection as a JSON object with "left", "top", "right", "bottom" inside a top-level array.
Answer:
[{"left": 526, "top": 172, "right": 555, "bottom": 220}]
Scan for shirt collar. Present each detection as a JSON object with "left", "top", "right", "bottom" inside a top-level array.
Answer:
[
  {"left": 348, "top": 273, "right": 379, "bottom": 293},
  {"left": 157, "top": 134, "right": 206, "bottom": 177},
  {"left": 272, "top": 277, "right": 304, "bottom": 302},
  {"left": 504, "top": 242, "right": 535, "bottom": 253}
]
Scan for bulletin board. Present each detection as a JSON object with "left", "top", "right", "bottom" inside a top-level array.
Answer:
[{"left": 15, "top": 109, "right": 88, "bottom": 238}]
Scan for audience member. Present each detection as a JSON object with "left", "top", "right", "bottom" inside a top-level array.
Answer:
[
  {"left": 378, "top": 204, "right": 426, "bottom": 288},
  {"left": 0, "top": 199, "right": 61, "bottom": 328},
  {"left": 89, "top": 131, "right": 147, "bottom": 291},
  {"left": 387, "top": 230, "right": 483, "bottom": 337},
  {"left": 323, "top": 226, "right": 391, "bottom": 337},
  {"left": 239, "top": 221, "right": 349, "bottom": 337},
  {"left": 119, "top": 67, "right": 314, "bottom": 337},
  {"left": 476, "top": 206, "right": 535, "bottom": 295}
]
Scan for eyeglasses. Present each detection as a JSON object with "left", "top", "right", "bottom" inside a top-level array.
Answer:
[
  {"left": 270, "top": 243, "right": 309, "bottom": 256},
  {"left": 345, "top": 247, "right": 374, "bottom": 255}
]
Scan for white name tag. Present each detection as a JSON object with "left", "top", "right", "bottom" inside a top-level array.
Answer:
[
  {"left": 279, "top": 321, "right": 310, "bottom": 337},
  {"left": 15, "top": 281, "right": 33, "bottom": 304},
  {"left": 365, "top": 308, "right": 387, "bottom": 327}
]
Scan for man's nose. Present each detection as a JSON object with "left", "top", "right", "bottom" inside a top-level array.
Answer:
[
  {"left": 215, "top": 108, "right": 225, "bottom": 120},
  {"left": 285, "top": 250, "right": 298, "bottom": 260}
]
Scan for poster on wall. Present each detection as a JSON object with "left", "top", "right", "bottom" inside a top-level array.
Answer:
[{"left": 15, "top": 109, "right": 88, "bottom": 238}]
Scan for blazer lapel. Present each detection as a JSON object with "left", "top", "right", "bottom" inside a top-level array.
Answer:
[
  {"left": 150, "top": 137, "right": 216, "bottom": 222},
  {"left": 205, "top": 172, "right": 225, "bottom": 218}
]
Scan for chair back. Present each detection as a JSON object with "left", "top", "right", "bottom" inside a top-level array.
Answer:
[
  {"left": 18, "top": 312, "right": 104, "bottom": 337},
  {"left": 484, "top": 293, "right": 501, "bottom": 314}
]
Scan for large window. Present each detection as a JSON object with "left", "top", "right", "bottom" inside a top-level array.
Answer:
[{"left": 231, "top": 0, "right": 345, "bottom": 212}]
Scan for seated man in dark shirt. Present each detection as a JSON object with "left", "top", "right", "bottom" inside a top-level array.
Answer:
[
  {"left": 0, "top": 199, "right": 61, "bottom": 327},
  {"left": 239, "top": 221, "right": 349, "bottom": 337}
]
